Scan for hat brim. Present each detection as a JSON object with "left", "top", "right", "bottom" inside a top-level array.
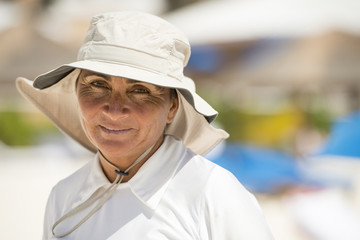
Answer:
[
  {"left": 16, "top": 70, "right": 95, "bottom": 152},
  {"left": 16, "top": 67, "right": 228, "bottom": 155}
]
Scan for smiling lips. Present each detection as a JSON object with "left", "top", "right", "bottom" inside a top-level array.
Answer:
[{"left": 100, "top": 125, "right": 132, "bottom": 135}]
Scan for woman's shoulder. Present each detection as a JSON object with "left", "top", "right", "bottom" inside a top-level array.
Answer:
[
  {"left": 183, "top": 149, "right": 257, "bottom": 203},
  {"left": 183, "top": 149, "right": 236, "bottom": 179},
  {"left": 175, "top": 147, "right": 243, "bottom": 191}
]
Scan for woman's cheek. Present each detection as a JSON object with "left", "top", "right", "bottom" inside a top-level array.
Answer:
[{"left": 79, "top": 117, "right": 99, "bottom": 149}]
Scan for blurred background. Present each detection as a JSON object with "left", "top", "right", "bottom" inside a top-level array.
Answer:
[{"left": 1, "top": 0, "right": 360, "bottom": 239}]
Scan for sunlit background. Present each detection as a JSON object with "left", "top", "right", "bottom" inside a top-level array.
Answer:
[{"left": 1, "top": 0, "right": 360, "bottom": 239}]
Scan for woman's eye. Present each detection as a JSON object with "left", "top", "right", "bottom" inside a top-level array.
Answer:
[
  {"left": 133, "top": 87, "right": 150, "bottom": 94},
  {"left": 91, "top": 81, "right": 108, "bottom": 88}
]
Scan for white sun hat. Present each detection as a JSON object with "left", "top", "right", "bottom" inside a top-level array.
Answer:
[{"left": 16, "top": 11, "right": 228, "bottom": 155}]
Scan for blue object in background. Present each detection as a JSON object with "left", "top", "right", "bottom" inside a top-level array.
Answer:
[
  {"left": 317, "top": 110, "right": 360, "bottom": 158},
  {"left": 187, "top": 45, "right": 223, "bottom": 73},
  {"left": 207, "top": 142, "right": 305, "bottom": 193}
]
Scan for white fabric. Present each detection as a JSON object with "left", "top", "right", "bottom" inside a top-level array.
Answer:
[{"left": 43, "top": 136, "right": 273, "bottom": 240}]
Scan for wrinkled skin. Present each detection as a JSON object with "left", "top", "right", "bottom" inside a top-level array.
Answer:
[{"left": 76, "top": 70, "right": 178, "bottom": 181}]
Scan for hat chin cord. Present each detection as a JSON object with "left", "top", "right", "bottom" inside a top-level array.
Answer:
[{"left": 52, "top": 144, "right": 155, "bottom": 238}]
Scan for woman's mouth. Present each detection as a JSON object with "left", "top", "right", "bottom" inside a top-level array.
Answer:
[{"left": 100, "top": 125, "right": 132, "bottom": 135}]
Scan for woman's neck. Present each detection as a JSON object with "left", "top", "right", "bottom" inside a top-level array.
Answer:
[{"left": 98, "top": 136, "right": 165, "bottom": 182}]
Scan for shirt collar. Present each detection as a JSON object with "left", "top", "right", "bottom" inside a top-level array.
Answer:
[
  {"left": 129, "top": 135, "right": 186, "bottom": 209},
  {"left": 78, "top": 135, "right": 186, "bottom": 210},
  {"left": 73, "top": 154, "right": 109, "bottom": 207}
]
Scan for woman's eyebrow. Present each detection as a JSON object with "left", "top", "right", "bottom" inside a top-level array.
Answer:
[{"left": 125, "top": 79, "right": 140, "bottom": 84}]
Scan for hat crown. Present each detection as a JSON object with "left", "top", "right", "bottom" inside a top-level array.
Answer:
[{"left": 77, "top": 12, "right": 190, "bottom": 79}]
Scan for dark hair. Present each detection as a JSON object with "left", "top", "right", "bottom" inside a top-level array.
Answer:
[{"left": 170, "top": 89, "right": 178, "bottom": 100}]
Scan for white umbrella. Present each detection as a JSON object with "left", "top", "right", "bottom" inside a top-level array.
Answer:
[{"left": 163, "top": 0, "right": 360, "bottom": 45}]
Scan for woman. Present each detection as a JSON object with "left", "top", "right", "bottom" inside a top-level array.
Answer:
[{"left": 16, "top": 11, "right": 273, "bottom": 239}]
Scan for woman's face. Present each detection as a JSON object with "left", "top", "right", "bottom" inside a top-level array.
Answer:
[{"left": 76, "top": 70, "right": 178, "bottom": 162}]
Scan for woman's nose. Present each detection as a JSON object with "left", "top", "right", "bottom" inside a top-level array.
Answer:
[{"left": 103, "top": 93, "right": 130, "bottom": 120}]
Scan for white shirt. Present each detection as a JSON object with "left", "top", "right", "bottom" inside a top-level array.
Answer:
[{"left": 43, "top": 136, "right": 273, "bottom": 240}]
